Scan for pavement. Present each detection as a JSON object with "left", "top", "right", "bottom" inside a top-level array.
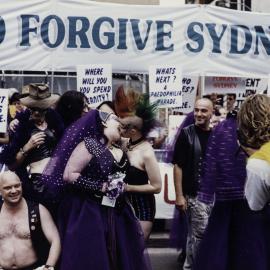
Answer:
[
  {"left": 149, "top": 247, "right": 180, "bottom": 270},
  {"left": 147, "top": 231, "right": 181, "bottom": 270}
]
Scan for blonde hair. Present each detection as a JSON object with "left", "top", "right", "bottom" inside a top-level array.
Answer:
[{"left": 237, "top": 94, "right": 270, "bottom": 149}]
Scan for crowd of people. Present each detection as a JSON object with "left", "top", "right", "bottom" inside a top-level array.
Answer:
[{"left": 0, "top": 82, "right": 269, "bottom": 270}]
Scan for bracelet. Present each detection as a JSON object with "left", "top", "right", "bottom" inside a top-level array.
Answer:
[
  {"left": 44, "top": 265, "right": 54, "bottom": 270},
  {"left": 19, "top": 148, "right": 28, "bottom": 157}
]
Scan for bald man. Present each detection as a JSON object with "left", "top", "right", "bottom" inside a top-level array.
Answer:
[
  {"left": 0, "top": 171, "right": 60, "bottom": 270},
  {"left": 172, "top": 98, "right": 213, "bottom": 270}
]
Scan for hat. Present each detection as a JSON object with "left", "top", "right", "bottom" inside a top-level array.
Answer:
[
  {"left": 7, "top": 88, "right": 19, "bottom": 99},
  {"left": 20, "top": 83, "right": 59, "bottom": 109}
]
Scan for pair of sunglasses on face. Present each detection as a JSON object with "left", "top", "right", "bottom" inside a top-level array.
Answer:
[{"left": 29, "top": 107, "right": 48, "bottom": 115}]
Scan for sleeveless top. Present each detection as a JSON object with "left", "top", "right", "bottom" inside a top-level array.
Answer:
[{"left": 125, "top": 166, "right": 156, "bottom": 221}]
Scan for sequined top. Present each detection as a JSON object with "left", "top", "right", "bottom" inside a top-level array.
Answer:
[
  {"left": 71, "top": 137, "right": 129, "bottom": 193},
  {"left": 198, "top": 118, "right": 247, "bottom": 204}
]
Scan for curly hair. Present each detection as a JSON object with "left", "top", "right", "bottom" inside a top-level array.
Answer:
[{"left": 237, "top": 94, "right": 270, "bottom": 149}]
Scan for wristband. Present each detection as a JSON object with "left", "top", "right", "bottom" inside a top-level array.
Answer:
[
  {"left": 19, "top": 148, "right": 28, "bottom": 157},
  {"left": 44, "top": 265, "right": 54, "bottom": 270}
]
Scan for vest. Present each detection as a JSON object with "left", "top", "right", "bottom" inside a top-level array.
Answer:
[
  {"left": 0, "top": 199, "right": 50, "bottom": 265},
  {"left": 182, "top": 125, "right": 203, "bottom": 196}
]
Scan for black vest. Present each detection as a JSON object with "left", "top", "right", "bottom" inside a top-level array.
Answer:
[{"left": 182, "top": 125, "right": 203, "bottom": 196}]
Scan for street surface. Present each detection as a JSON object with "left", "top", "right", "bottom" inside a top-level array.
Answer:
[{"left": 149, "top": 247, "right": 179, "bottom": 270}]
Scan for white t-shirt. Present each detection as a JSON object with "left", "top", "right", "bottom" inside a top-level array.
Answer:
[{"left": 245, "top": 158, "right": 270, "bottom": 211}]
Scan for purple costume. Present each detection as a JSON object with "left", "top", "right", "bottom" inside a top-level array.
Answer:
[
  {"left": 42, "top": 110, "right": 150, "bottom": 270},
  {"left": 194, "top": 116, "right": 268, "bottom": 270}
]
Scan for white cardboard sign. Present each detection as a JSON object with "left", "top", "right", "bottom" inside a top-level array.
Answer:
[
  {"left": 149, "top": 65, "right": 182, "bottom": 108},
  {"left": 77, "top": 64, "right": 112, "bottom": 108}
]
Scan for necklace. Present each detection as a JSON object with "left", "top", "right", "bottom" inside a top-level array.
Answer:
[
  {"left": 127, "top": 137, "right": 145, "bottom": 151},
  {"left": 108, "top": 143, "right": 121, "bottom": 150}
]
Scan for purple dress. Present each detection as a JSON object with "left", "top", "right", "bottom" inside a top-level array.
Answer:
[
  {"left": 58, "top": 137, "right": 149, "bottom": 270},
  {"left": 194, "top": 117, "right": 269, "bottom": 270}
]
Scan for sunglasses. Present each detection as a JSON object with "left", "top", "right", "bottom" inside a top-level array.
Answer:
[{"left": 29, "top": 107, "right": 47, "bottom": 114}]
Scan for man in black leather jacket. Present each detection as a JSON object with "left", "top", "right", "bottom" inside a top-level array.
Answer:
[{"left": 172, "top": 98, "right": 213, "bottom": 270}]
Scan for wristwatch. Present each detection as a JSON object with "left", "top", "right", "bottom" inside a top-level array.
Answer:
[{"left": 44, "top": 265, "right": 54, "bottom": 270}]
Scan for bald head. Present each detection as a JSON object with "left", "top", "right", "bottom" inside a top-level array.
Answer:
[
  {"left": 195, "top": 98, "right": 214, "bottom": 111},
  {"left": 194, "top": 98, "right": 214, "bottom": 130},
  {"left": 0, "top": 171, "right": 20, "bottom": 187},
  {"left": 0, "top": 171, "right": 22, "bottom": 206}
]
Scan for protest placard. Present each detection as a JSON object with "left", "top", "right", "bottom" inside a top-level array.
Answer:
[
  {"left": 77, "top": 64, "right": 112, "bottom": 107},
  {"left": 235, "top": 77, "right": 268, "bottom": 107},
  {"left": 0, "top": 89, "right": 9, "bottom": 133},
  {"left": 149, "top": 65, "right": 182, "bottom": 108},
  {"left": 204, "top": 76, "right": 246, "bottom": 95},
  {"left": 172, "top": 76, "right": 198, "bottom": 113}
]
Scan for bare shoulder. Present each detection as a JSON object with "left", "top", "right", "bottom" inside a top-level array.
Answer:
[
  {"left": 141, "top": 141, "right": 156, "bottom": 159},
  {"left": 38, "top": 204, "right": 51, "bottom": 218}
]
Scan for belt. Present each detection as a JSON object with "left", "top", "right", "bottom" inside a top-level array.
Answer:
[
  {"left": 68, "top": 187, "right": 125, "bottom": 211},
  {"left": 88, "top": 192, "right": 125, "bottom": 211}
]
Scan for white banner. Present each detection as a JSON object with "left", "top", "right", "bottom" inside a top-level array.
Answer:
[
  {"left": 77, "top": 64, "right": 112, "bottom": 107},
  {"left": 0, "top": 90, "right": 9, "bottom": 133},
  {"left": 0, "top": 1, "right": 270, "bottom": 76}
]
